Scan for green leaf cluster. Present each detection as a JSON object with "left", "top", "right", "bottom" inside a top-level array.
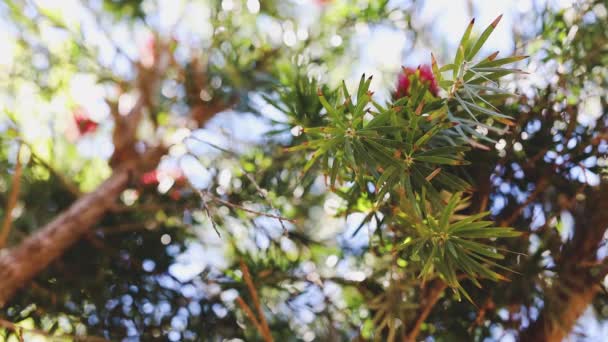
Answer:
[{"left": 271, "top": 16, "right": 526, "bottom": 300}]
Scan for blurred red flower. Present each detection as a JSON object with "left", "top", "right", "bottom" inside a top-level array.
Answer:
[
  {"left": 73, "top": 107, "right": 98, "bottom": 136},
  {"left": 395, "top": 64, "right": 439, "bottom": 99},
  {"left": 140, "top": 168, "right": 186, "bottom": 186},
  {"left": 141, "top": 170, "right": 160, "bottom": 185}
]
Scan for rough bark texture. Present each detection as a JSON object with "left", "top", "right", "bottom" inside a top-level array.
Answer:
[
  {"left": 0, "top": 147, "right": 165, "bottom": 308},
  {"left": 519, "top": 183, "right": 608, "bottom": 342}
]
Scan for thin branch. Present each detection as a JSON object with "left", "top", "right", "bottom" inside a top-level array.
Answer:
[
  {"left": 244, "top": 172, "right": 288, "bottom": 231},
  {"left": 240, "top": 261, "right": 273, "bottom": 342},
  {"left": 0, "top": 144, "right": 24, "bottom": 248},
  {"left": 404, "top": 279, "right": 447, "bottom": 342},
  {"left": 198, "top": 190, "right": 221, "bottom": 238},
  {"left": 469, "top": 297, "right": 495, "bottom": 332},
  {"left": 184, "top": 136, "right": 289, "bottom": 231},
  {"left": 499, "top": 177, "right": 549, "bottom": 227},
  {"left": 200, "top": 189, "right": 296, "bottom": 223},
  {"left": 235, "top": 296, "right": 265, "bottom": 337}
]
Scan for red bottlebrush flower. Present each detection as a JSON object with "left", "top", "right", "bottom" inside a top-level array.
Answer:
[
  {"left": 140, "top": 168, "right": 185, "bottom": 187},
  {"left": 141, "top": 170, "right": 159, "bottom": 185},
  {"left": 395, "top": 67, "right": 415, "bottom": 98},
  {"left": 395, "top": 64, "right": 439, "bottom": 99},
  {"left": 73, "top": 107, "right": 98, "bottom": 136}
]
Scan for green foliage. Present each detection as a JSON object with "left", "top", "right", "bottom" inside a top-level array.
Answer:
[
  {"left": 3, "top": 0, "right": 607, "bottom": 341},
  {"left": 274, "top": 16, "right": 525, "bottom": 301},
  {"left": 103, "top": 0, "right": 146, "bottom": 19},
  {"left": 398, "top": 193, "right": 518, "bottom": 301}
]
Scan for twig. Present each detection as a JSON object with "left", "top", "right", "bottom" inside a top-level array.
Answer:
[
  {"left": 183, "top": 137, "right": 289, "bottom": 231},
  {"left": 500, "top": 177, "right": 549, "bottom": 227},
  {"left": 198, "top": 190, "right": 222, "bottom": 237},
  {"left": 469, "top": 298, "right": 495, "bottom": 332},
  {"left": 190, "top": 186, "right": 295, "bottom": 228},
  {"left": 404, "top": 279, "right": 447, "bottom": 342},
  {"left": 244, "top": 172, "right": 288, "bottom": 231},
  {"left": 235, "top": 296, "right": 265, "bottom": 337},
  {"left": 201, "top": 190, "right": 296, "bottom": 223},
  {"left": 0, "top": 144, "right": 23, "bottom": 248},
  {"left": 240, "top": 261, "right": 273, "bottom": 342}
]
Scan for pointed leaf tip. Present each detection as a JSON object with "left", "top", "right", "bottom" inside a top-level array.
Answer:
[
  {"left": 470, "top": 18, "right": 475, "bottom": 25},
  {"left": 491, "top": 14, "right": 503, "bottom": 28}
]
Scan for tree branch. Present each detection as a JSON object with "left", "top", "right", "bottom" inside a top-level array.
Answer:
[
  {"left": 519, "top": 182, "right": 608, "bottom": 342},
  {"left": 0, "top": 147, "right": 166, "bottom": 307},
  {"left": 404, "top": 279, "right": 447, "bottom": 342},
  {"left": 499, "top": 177, "right": 549, "bottom": 227},
  {"left": 235, "top": 296, "right": 266, "bottom": 338},
  {"left": 0, "top": 40, "right": 234, "bottom": 308},
  {"left": 240, "top": 261, "right": 273, "bottom": 342}
]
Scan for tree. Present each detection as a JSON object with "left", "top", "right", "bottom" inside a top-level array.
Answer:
[{"left": 0, "top": 0, "right": 606, "bottom": 341}]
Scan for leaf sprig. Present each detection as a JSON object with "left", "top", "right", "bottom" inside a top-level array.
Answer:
[{"left": 270, "top": 16, "right": 526, "bottom": 302}]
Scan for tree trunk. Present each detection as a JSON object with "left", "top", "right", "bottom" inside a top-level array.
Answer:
[
  {"left": 519, "top": 284, "right": 600, "bottom": 342},
  {"left": 0, "top": 148, "right": 164, "bottom": 307},
  {"left": 519, "top": 183, "right": 608, "bottom": 342}
]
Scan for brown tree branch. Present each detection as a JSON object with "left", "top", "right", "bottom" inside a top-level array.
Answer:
[
  {"left": 519, "top": 183, "right": 608, "bottom": 342},
  {"left": 0, "top": 40, "right": 235, "bottom": 308},
  {"left": 236, "top": 296, "right": 266, "bottom": 338},
  {"left": 240, "top": 261, "right": 273, "bottom": 342},
  {"left": 0, "top": 147, "right": 165, "bottom": 307},
  {"left": 194, "top": 189, "right": 296, "bottom": 223},
  {"left": 499, "top": 177, "right": 549, "bottom": 227},
  {"left": 404, "top": 279, "right": 447, "bottom": 342}
]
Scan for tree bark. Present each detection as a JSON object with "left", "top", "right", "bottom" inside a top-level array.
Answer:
[
  {"left": 519, "top": 183, "right": 608, "bottom": 342},
  {"left": 0, "top": 147, "right": 165, "bottom": 308}
]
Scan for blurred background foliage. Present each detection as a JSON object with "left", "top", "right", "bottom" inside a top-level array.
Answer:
[{"left": 0, "top": 0, "right": 607, "bottom": 341}]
